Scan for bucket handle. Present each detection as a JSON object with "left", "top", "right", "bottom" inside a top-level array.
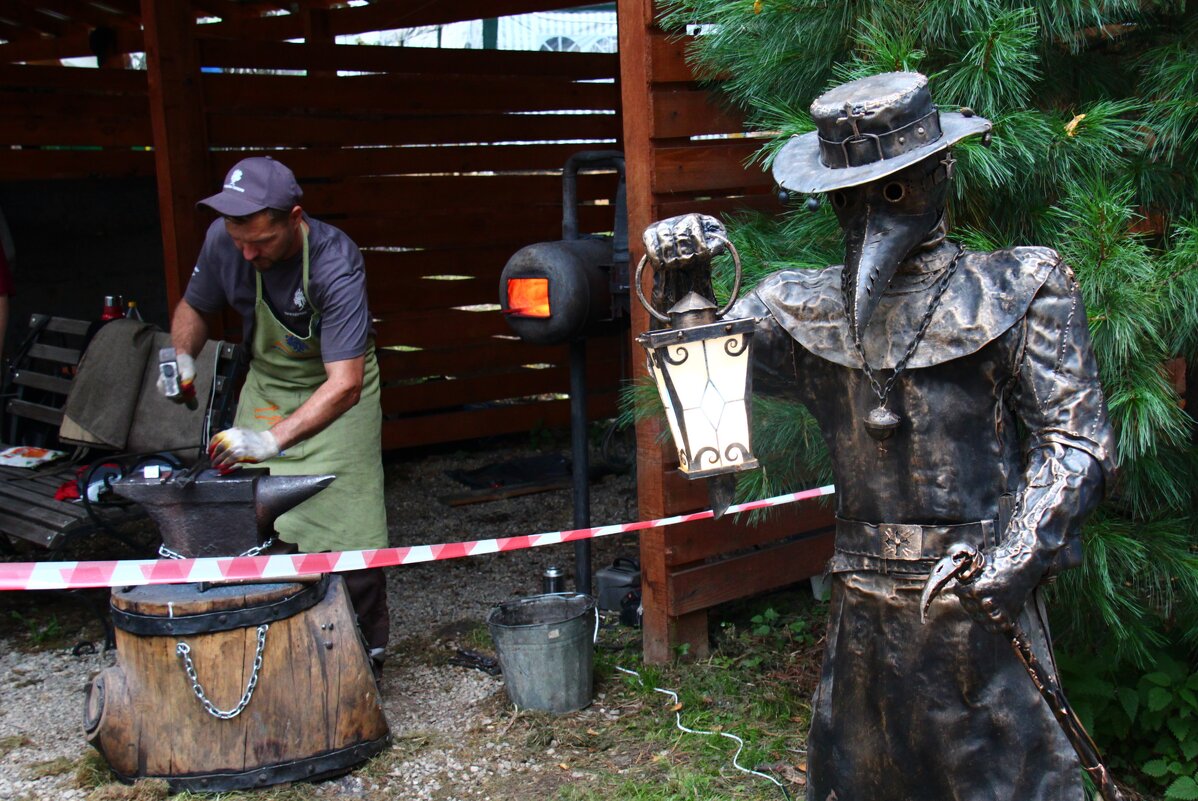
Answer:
[{"left": 175, "top": 623, "right": 269, "bottom": 720}]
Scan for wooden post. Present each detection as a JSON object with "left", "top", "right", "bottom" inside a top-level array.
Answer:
[
  {"left": 142, "top": 0, "right": 209, "bottom": 310},
  {"left": 619, "top": 0, "right": 709, "bottom": 664},
  {"left": 303, "top": 7, "right": 335, "bottom": 80}
]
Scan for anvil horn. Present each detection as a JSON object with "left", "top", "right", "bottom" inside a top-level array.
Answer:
[{"left": 255, "top": 474, "right": 336, "bottom": 532}]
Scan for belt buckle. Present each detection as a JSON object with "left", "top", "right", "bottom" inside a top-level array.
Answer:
[{"left": 880, "top": 524, "right": 923, "bottom": 560}]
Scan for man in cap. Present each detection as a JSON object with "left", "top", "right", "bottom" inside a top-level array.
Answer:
[
  {"left": 643, "top": 72, "right": 1114, "bottom": 800},
  {"left": 161, "top": 156, "right": 390, "bottom": 673}
]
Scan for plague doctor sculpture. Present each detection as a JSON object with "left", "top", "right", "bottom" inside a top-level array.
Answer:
[{"left": 642, "top": 72, "right": 1117, "bottom": 801}]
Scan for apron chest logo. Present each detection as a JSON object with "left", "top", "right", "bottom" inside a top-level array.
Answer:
[{"left": 271, "top": 334, "right": 311, "bottom": 357}]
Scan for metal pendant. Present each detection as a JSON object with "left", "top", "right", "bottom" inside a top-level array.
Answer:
[{"left": 865, "top": 405, "right": 901, "bottom": 441}]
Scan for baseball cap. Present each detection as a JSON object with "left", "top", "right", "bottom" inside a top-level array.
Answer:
[{"left": 197, "top": 157, "right": 303, "bottom": 217}]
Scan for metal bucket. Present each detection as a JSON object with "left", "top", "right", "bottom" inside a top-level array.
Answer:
[{"left": 487, "top": 593, "right": 596, "bottom": 714}]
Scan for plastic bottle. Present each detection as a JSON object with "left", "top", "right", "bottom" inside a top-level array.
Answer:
[
  {"left": 125, "top": 300, "right": 143, "bottom": 321},
  {"left": 100, "top": 295, "right": 125, "bottom": 321}
]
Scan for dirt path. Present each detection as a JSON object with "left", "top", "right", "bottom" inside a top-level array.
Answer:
[{"left": 0, "top": 438, "right": 645, "bottom": 800}]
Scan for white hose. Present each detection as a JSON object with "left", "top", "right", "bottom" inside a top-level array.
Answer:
[{"left": 613, "top": 665, "right": 788, "bottom": 796}]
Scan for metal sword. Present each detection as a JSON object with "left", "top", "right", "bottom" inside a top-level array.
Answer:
[{"left": 920, "top": 543, "right": 1125, "bottom": 801}]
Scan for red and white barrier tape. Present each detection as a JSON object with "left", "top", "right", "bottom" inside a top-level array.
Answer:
[{"left": 0, "top": 484, "right": 835, "bottom": 591}]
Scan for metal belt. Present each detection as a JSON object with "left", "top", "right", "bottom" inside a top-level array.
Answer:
[{"left": 830, "top": 518, "right": 997, "bottom": 576}]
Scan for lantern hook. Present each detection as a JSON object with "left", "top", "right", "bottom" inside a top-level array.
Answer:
[{"left": 634, "top": 235, "right": 743, "bottom": 324}]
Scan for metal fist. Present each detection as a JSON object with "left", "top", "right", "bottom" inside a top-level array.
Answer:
[{"left": 642, "top": 214, "right": 728, "bottom": 271}]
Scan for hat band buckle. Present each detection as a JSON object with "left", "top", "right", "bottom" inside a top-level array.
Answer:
[{"left": 818, "top": 108, "right": 943, "bottom": 171}]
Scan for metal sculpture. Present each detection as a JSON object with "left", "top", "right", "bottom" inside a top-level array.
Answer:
[{"left": 642, "top": 72, "right": 1116, "bottom": 801}]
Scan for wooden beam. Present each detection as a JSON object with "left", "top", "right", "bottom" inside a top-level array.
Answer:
[
  {"left": 198, "top": 38, "right": 617, "bottom": 79},
  {"left": 23, "top": 0, "right": 131, "bottom": 29},
  {"left": 199, "top": 0, "right": 605, "bottom": 41},
  {"left": 6, "top": 2, "right": 78, "bottom": 38},
  {"left": 302, "top": 4, "right": 334, "bottom": 80},
  {"left": 142, "top": 0, "right": 210, "bottom": 311},
  {"left": 620, "top": 0, "right": 688, "bottom": 664},
  {"left": 0, "top": 24, "right": 141, "bottom": 63}
]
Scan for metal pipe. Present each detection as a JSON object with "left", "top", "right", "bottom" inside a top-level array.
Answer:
[
  {"left": 570, "top": 336, "right": 591, "bottom": 595},
  {"left": 561, "top": 150, "right": 625, "bottom": 242}
]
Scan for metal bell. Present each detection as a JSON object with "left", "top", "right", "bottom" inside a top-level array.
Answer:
[{"left": 865, "top": 406, "right": 901, "bottom": 441}]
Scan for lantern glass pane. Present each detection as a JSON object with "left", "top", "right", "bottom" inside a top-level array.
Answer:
[
  {"left": 664, "top": 340, "right": 709, "bottom": 407},
  {"left": 704, "top": 333, "right": 749, "bottom": 403},
  {"left": 647, "top": 355, "right": 684, "bottom": 454},
  {"left": 681, "top": 406, "right": 720, "bottom": 469},
  {"left": 717, "top": 398, "right": 752, "bottom": 466}
]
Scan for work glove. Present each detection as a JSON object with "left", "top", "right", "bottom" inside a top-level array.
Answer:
[
  {"left": 157, "top": 351, "right": 197, "bottom": 404},
  {"left": 208, "top": 427, "right": 279, "bottom": 471}
]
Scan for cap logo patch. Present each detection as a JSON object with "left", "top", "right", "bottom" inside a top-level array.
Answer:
[{"left": 224, "top": 168, "right": 246, "bottom": 193}]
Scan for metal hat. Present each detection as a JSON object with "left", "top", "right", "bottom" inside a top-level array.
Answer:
[
  {"left": 197, "top": 156, "right": 303, "bottom": 217},
  {"left": 773, "top": 72, "right": 991, "bottom": 194}
]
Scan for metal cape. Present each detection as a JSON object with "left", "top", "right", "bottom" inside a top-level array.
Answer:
[{"left": 749, "top": 245, "right": 1061, "bottom": 370}]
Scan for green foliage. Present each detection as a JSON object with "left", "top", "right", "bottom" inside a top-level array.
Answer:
[
  {"left": 9, "top": 610, "right": 63, "bottom": 646},
  {"left": 658, "top": 0, "right": 1198, "bottom": 681},
  {"left": 1060, "top": 648, "right": 1198, "bottom": 799},
  {"left": 643, "top": 4, "right": 1198, "bottom": 789}
]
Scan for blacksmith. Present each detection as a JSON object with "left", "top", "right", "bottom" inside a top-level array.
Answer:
[
  {"left": 159, "top": 156, "right": 389, "bottom": 673},
  {"left": 644, "top": 72, "right": 1115, "bottom": 800}
]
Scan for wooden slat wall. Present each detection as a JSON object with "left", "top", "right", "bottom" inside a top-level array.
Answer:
[
  {"left": 618, "top": 1, "right": 832, "bottom": 664},
  {"left": 194, "top": 40, "right": 626, "bottom": 450},
  {"left": 0, "top": 64, "right": 156, "bottom": 180},
  {"left": 0, "top": 12, "right": 626, "bottom": 451}
]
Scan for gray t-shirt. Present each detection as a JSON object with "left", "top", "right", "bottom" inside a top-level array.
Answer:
[{"left": 184, "top": 215, "right": 371, "bottom": 362}]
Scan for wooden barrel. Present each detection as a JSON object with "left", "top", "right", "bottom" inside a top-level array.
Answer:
[{"left": 85, "top": 575, "right": 389, "bottom": 792}]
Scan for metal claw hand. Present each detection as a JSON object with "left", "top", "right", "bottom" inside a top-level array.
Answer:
[
  {"left": 642, "top": 213, "right": 728, "bottom": 272},
  {"left": 920, "top": 540, "right": 1126, "bottom": 801},
  {"left": 919, "top": 542, "right": 985, "bottom": 623}
]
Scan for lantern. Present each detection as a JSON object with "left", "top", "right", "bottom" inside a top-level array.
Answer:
[{"left": 635, "top": 241, "right": 759, "bottom": 479}]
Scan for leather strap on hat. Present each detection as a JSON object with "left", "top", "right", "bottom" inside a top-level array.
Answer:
[{"left": 818, "top": 106, "right": 943, "bottom": 169}]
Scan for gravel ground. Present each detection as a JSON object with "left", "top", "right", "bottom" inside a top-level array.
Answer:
[{"left": 0, "top": 434, "right": 642, "bottom": 800}]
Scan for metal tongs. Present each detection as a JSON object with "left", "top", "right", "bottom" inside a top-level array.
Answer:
[{"left": 171, "top": 452, "right": 212, "bottom": 488}]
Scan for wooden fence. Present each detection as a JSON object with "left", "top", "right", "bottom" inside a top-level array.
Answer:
[
  {"left": 0, "top": 35, "right": 627, "bottom": 449},
  {"left": 618, "top": 1, "right": 835, "bottom": 662}
]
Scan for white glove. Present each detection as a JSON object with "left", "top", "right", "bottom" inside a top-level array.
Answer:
[
  {"left": 157, "top": 352, "right": 196, "bottom": 402},
  {"left": 208, "top": 428, "right": 279, "bottom": 470}
]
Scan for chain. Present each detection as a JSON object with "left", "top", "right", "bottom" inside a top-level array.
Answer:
[
  {"left": 158, "top": 538, "right": 274, "bottom": 560},
  {"left": 843, "top": 245, "right": 965, "bottom": 407},
  {"left": 158, "top": 543, "right": 185, "bottom": 560},
  {"left": 175, "top": 623, "right": 269, "bottom": 720},
  {"left": 238, "top": 538, "right": 275, "bottom": 558}
]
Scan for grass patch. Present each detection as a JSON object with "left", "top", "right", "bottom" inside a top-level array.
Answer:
[
  {"left": 74, "top": 750, "right": 115, "bottom": 789},
  {"left": 26, "top": 755, "right": 76, "bottom": 779},
  {"left": 459, "top": 592, "right": 825, "bottom": 800},
  {"left": 84, "top": 779, "right": 169, "bottom": 801},
  {"left": 0, "top": 734, "right": 32, "bottom": 759},
  {"left": 174, "top": 784, "right": 318, "bottom": 801}
]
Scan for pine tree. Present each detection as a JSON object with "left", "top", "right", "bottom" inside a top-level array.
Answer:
[{"left": 650, "top": 0, "right": 1198, "bottom": 669}]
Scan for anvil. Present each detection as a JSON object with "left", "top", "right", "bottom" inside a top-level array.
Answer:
[{"left": 114, "top": 467, "right": 334, "bottom": 558}]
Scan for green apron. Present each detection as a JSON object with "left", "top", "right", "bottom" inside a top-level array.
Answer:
[{"left": 232, "top": 227, "right": 388, "bottom": 552}]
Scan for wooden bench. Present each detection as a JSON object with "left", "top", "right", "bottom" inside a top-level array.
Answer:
[{"left": 0, "top": 314, "right": 242, "bottom": 552}]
